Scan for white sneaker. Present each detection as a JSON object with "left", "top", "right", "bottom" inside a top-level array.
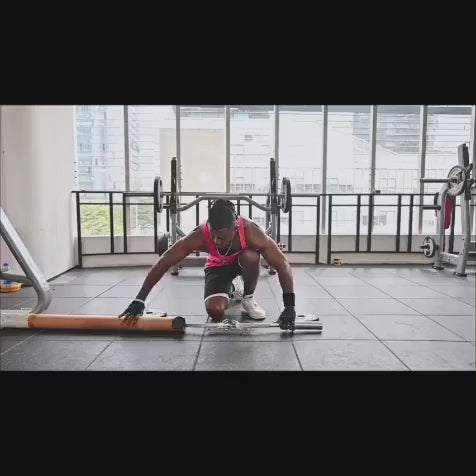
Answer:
[
  {"left": 242, "top": 294, "right": 266, "bottom": 320},
  {"left": 229, "top": 276, "right": 244, "bottom": 302}
]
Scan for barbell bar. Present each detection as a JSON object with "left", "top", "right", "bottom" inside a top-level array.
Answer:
[
  {"left": 154, "top": 186, "right": 292, "bottom": 215},
  {"left": 153, "top": 175, "right": 292, "bottom": 215}
]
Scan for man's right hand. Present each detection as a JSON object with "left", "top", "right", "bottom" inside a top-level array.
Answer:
[{"left": 118, "top": 299, "right": 145, "bottom": 327}]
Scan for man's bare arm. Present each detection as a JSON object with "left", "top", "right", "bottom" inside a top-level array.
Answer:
[
  {"left": 246, "top": 222, "right": 294, "bottom": 294},
  {"left": 135, "top": 229, "right": 205, "bottom": 301}
]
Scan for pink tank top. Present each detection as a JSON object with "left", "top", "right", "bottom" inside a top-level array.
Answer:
[{"left": 202, "top": 216, "right": 248, "bottom": 268}]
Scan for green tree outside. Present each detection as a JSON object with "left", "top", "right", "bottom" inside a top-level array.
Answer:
[{"left": 81, "top": 201, "right": 158, "bottom": 236}]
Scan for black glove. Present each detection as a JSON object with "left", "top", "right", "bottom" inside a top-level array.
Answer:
[
  {"left": 278, "top": 293, "right": 296, "bottom": 331},
  {"left": 118, "top": 299, "right": 145, "bottom": 327},
  {"left": 278, "top": 306, "right": 296, "bottom": 331}
]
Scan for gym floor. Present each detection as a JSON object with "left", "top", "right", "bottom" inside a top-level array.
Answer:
[{"left": 1, "top": 264, "right": 475, "bottom": 371}]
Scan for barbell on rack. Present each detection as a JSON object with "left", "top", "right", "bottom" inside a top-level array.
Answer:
[
  {"left": 153, "top": 162, "right": 292, "bottom": 215},
  {"left": 420, "top": 163, "right": 473, "bottom": 197}
]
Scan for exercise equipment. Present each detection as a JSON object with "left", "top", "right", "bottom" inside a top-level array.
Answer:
[
  {"left": 157, "top": 231, "right": 170, "bottom": 256},
  {"left": 154, "top": 176, "right": 164, "bottom": 213},
  {"left": 0, "top": 310, "right": 183, "bottom": 331},
  {"left": 1, "top": 263, "right": 22, "bottom": 292},
  {"left": 0, "top": 282, "right": 22, "bottom": 292},
  {"left": 154, "top": 157, "right": 292, "bottom": 275},
  {"left": 447, "top": 165, "right": 469, "bottom": 197},
  {"left": 153, "top": 158, "right": 292, "bottom": 217},
  {"left": 189, "top": 313, "right": 322, "bottom": 336},
  {"left": 1, "top": 309, "right": 323, "bottom": 336},
  {"left": 421, "top": 236, "right": 436, "bottom": 258},
  {"left": 0, "top": 208, "right": 52, "bottom": 313},
  {"left": 420, "top": 144, "right": 476, "bottom": 276}
]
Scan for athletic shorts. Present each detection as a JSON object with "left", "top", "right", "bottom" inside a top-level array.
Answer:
[{"left": 204, "top": 260, "right": 242, "bottom": 302}]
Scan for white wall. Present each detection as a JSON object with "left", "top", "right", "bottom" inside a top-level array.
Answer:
[{"left": 0, "top": 106, "right": 77, "bottom": 280}]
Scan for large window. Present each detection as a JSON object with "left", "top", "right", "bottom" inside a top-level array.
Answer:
[
  {"left": 279, "top": 106, "right": 323, "bottom": 235},
  {"left": 230, "top": 106, "right": 275, "bottom": 195},
  {"left": 279, "top": 106, "right": 323, "bottom": 193},
  {"left": 76, "top": 106, "right": 175, "bottom": 237},
  {"left": 424, "top": 106, "right": 472, "bottom": 192},
  {"left": 327, "top": 106, "right": 371, "bottom": 234},
  {"left": 375, "top": 105, "right": 421, "bottom": 194},
  {"left": 125, "top": 106, "right": 176, "bottom": 238},
  {"left": 75, "top": 104, "right": 475, "bottom": 242},
  {"left": 179, "top": 106, "right": 225, "bottom": 230},
  {"left": 179, "top": 106, "right": 225, "bottom": 193},
  {"left": 128, "top": 106, "right": 176, "bottom": 192},
  {"left": 230, "top": 106, "right": 275, "bottom": 230},
  {"left": 327, "top": 106, "right": 371, "bottom": 194},
  {"left": 76, "top": 105, "right": 125, "bottom": 191}
]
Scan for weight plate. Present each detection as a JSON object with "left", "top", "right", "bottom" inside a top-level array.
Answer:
[
  {"left": 281, "top": 177, "right": 292, "bottom": 213},
  {"left": 421, "top": 235, "right": 436, "bottom": 258},
  {"left": 447, "top": 165, "right": 467, "bottom": 197},
  {"left": 154, "top": 176, "right": 163, "bottom": 213}
]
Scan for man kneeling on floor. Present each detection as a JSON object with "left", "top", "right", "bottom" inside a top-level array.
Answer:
[{"left": 119, "top": 199, "right": 296, "bottom": 330}]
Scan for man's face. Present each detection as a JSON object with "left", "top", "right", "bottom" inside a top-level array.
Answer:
[{"left": 209, "top": 225, "right": 236, "bottom": 250}]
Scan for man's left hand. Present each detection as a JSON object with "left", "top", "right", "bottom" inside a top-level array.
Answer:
[{"left": 278, "top": 306, "right": 296, "bottom": 331}]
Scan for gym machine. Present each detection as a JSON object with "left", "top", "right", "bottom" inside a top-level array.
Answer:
[
  {"left": 0, "top": 208, "right": 52, "bottom": 313},
  {"left": 420, "top": 144, "right": 476, "bottom": 276}
]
